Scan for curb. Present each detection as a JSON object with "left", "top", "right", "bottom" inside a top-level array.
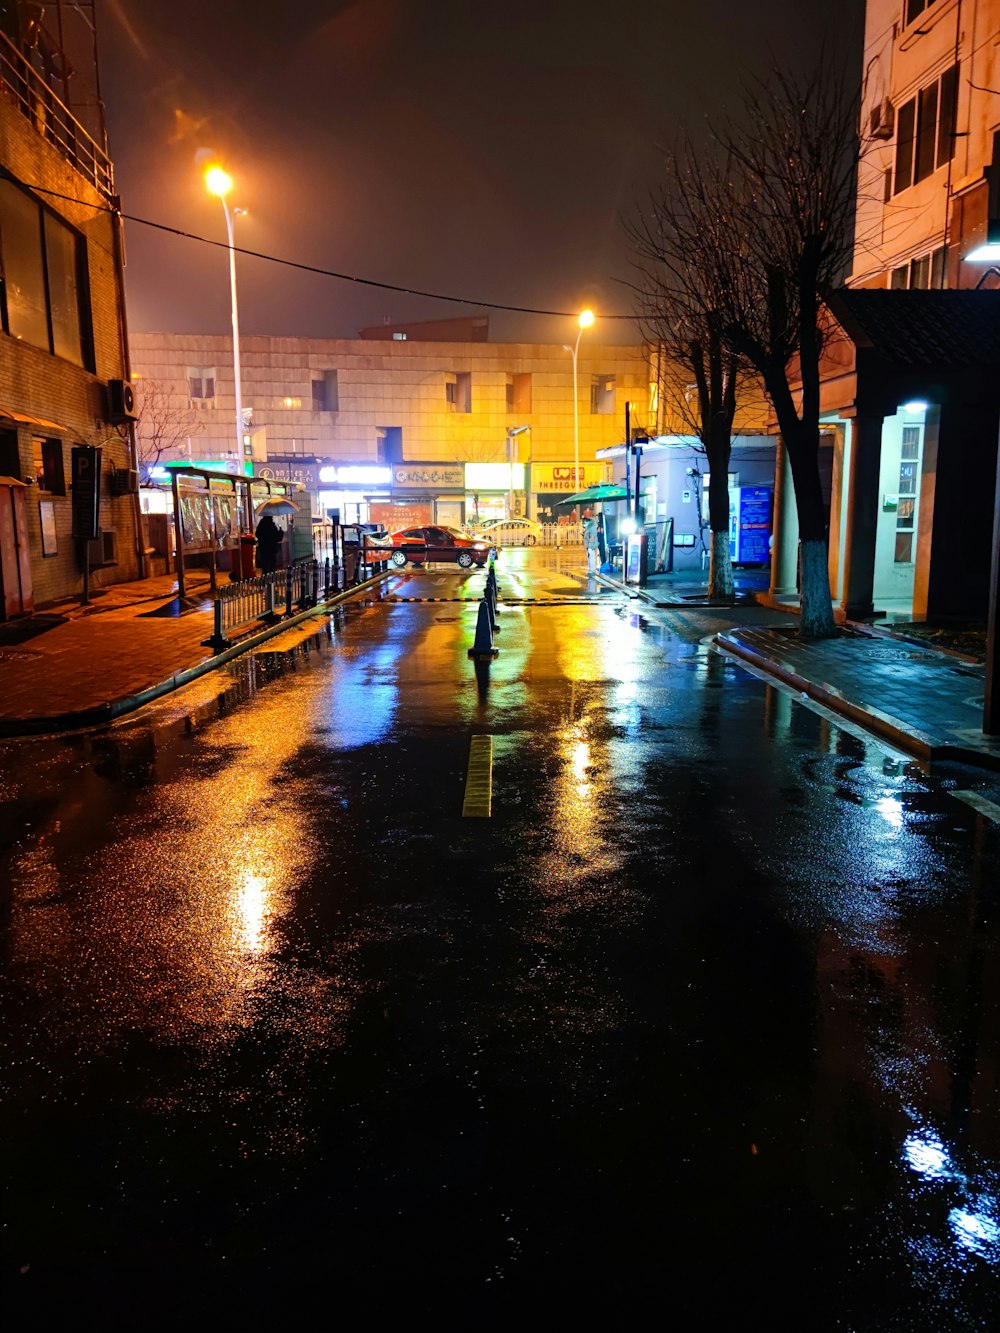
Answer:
[
  {"left": 0, "top": 571, "right": 394, "bottom": 739},
  {"left": 715, "top": 629, "right": 1000, "bottom": 771}
]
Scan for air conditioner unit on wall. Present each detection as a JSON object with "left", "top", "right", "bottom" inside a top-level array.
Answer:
[
  {"left": 87, "top": 530, "right": 118, "bottom": 567},
  {"left": 106, "top": 378, "right": 137, "bottom": 424},
  {"left": 870, "top": 98, "right": 895, "bottom": 140},
  {"left": 109, "top": 468, "right": 138, "bottom": 496}
]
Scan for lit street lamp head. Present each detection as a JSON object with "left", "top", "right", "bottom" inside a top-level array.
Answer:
[
  {"left": 205, "top": 165, "right": 232, "bottom": 198},
  {"left": 578, "top": 308, "right": 595, "bottom": 330}
]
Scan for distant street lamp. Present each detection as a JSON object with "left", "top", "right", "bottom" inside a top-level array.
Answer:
[
  {"left": 507, "top": 425, "right": 530, "bottom": 519},
  {"left": 205, "top": 166, "right": 247, "bottom": 474},
  {"left": 563, "top": 308, "right": 595, "bottom": 520}
]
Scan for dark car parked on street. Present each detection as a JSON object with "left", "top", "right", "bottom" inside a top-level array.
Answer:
[{"left": 375, "top": 525, "right": 493, "bottom": 569}]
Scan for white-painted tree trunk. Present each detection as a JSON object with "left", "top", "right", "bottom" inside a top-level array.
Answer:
[
  {"left": 709, "top": 530, "right": 734, "bottom": 599},
  {"left": 799, "top": 539, "right": 837, "bottom": 639}
]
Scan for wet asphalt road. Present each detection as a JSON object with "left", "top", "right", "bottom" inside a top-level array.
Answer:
[{"left": 2, "top": 549, "right": 1000, "bottom": 1327}]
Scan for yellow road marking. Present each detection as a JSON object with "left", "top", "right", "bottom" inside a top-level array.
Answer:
[
  {"left": 462, "top": 735, "right": 493, "bottom": 818},
  {"left": 951, "top": 790, "right": 1000, "bottom": 824}
]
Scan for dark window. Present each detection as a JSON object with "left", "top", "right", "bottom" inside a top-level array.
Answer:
[
  {"left": 894, "top": 99, "right": 916, "bottom": 193},
  {"left": 915, "top": 81, "right": 939, "bottom": 183},
  {"left": 0, "top": 179, "right": 90, "bottom": 368},
  {"left": 893, "top": 65, "right": 959, "bottom": 194},
  {"left": 890, "top": 265, "right": 909, "bottom": 289},
  {"left": 937, "top": 64, "right": 958, "bottom": 168},
  {"left": 930, "top": 245, "right": 947, "bottom": 288},
  {"left": 909, "top": 253, "right": 931, "bottom": 288},
  {"left": 312, "top": 369, "right": 338, "bottom": 412},
  {"left": 32, "top": 436, "right": 65, "bottom": 494},
  {"left": 0, "top": 427, "right": 20, "bottom": 478},
  {"left": 590, "top": 374, "right": 616, "bottom": 415},
  {"left": 905, "top": 0, "right": 929, "bottom": 24}
]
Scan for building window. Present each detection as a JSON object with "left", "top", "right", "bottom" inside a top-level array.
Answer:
[
  {"left": 889, "top": 246, "right": 947, "bottom": 289},
  {"left": 32, "top": 436, "right": 65, "bottom": 495},
  {"left": 0, "top": 428, "right": 20, "bottom": 478},
  {"left": 188, "top": 367, "right": 216, "bottom": 404},
  {"left": 446, "top": 372, "right": 471, "bottom": 412},
  {"left": 281, "top": 396, "right": 303, "bottom": 410},
  {"left": 506, "top": 372, "right": 531, "bottom": 415},
  {"left": 904, "top": 0, "right": 931, "bottom": 25},
  {"left": 312, "top": 370, "right": 339, "bottom": 412},
  {"left": 0, "top": 178, "right": 91, "bottom": 369},
  {"left": 893, "top": 64, "right": 959, "bottom": 194},
  {"left": 894, "top": 425, "right": 922, "bottom": 563},
  {"left": 590, "top": 374, "right": 616, "bottom": 415}
]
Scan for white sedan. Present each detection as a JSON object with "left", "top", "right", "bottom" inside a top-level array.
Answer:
[{"left": 471, "top": 517, "right": 542, "bottom": 547}]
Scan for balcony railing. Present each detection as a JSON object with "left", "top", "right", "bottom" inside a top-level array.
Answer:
[{"left": 0, "top": 31, "right": 114, "bottom": 200}]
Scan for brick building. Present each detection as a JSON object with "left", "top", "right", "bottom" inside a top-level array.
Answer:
[
  {"left": 765, "top": 0, "right": 1000, "bottom": 627},
  {"left": 0, "top": 3, "right": 142, "bottom": 617}
]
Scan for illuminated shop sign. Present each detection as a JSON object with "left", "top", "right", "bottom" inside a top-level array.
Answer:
[
  {"left": 393, "top": 465, "right": 464, "bottom": 489},
  {"left": 318, "top": 465, "right": 392, "bottom": 485},
  {"left": 464, "top": 462, "right": 525, "bottom": 490},
  {"left": 533, "top": 463, "right": 603, "bottom": 491},
  {"left": 163, "top": 458, "right": 253, "bottom": 477}
]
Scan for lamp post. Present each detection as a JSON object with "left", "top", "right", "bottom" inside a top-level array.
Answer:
[
  {"left": 205, "top": 166, "right": 247, "bottom": 488},
  {"left": 563, "top": 308, "right": 594, "bottom": 521},
  {"left": 506, "top": 425, "right": 530, "bottom": 519}
]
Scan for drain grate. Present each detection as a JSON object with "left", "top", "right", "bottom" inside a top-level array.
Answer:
[{"left": 0, "top": 648, "right": 42, "bottom": 662}]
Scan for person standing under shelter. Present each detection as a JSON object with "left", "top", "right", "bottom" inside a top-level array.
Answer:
[
  {"left": 255, "top": 513, "right": 284, "bottom": 574},
  {"left": 583, "top": 515, "right": 599, "bottom": 575}
]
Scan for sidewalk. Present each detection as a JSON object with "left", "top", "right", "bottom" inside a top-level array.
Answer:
[
  {"left": 0, "top": 568, "right": 378, "bottom": 737},
  {"left": 716, "top": 622, "right": 1000, "bottom": 769}
]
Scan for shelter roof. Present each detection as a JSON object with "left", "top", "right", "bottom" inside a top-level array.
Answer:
[{"left": 828, "top": 290, "right": 1000, "bottom": 368}]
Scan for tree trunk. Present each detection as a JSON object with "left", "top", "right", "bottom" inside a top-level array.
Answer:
[
  {"left": 709, "top": 529, "right": 734, "bottom": 598},
  {"left": 705, "top": 427, "right": 734, "bottom": 600},
  {"left": 765, "top": 388, "right": 837, "bottom": 639}
]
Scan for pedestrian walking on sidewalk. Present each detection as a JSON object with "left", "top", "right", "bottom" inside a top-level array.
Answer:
[
  {"left": 583, "top": 515, "right": 599, "bottom": 574},
  {"left": 255, "top": 514, "right": 284, "bottom": 574}
]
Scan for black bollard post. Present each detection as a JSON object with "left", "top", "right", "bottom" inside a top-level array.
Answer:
[{"left": 285, "top": 566, "right": 293, "bottom": 617}]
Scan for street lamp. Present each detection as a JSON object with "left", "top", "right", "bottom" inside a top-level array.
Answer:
[
  {"left": 563, "top": 308, "right": 594, "bottom": 520},
  {"left": 205, "top": 166, "right": 247, "bottom": 472},
  {"left": 506, "top": 425, "right": 530, "bottom": 519}
]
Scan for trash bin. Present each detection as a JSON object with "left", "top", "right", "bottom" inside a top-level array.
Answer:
[{"left": 232, "top": 532, "right": 257, "bottom": 581}]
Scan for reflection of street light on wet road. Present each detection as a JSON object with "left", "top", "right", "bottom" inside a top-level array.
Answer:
[
  {"left": 564, "top": 309, "right": 594, "bottom": 520},
  {"left": 205, "top": 165, "right": 247, "bottom": 468}
]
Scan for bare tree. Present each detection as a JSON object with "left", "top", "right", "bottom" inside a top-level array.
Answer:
[
  {"left": 626, "top": 197, "right": 752, "bottom": 596},
  {"left": 133, "top": 378, "right": 202, "bottom": 479},
  {"left": 631, "top": 61, "right": 860, "bottom": 636}
]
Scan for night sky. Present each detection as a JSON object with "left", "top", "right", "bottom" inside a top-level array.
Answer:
[{"left": 97, "top": 0, "right": 864, "bottom": 345}]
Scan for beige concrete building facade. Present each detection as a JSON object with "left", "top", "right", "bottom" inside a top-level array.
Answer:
[{"left": 129, "top": 331, "right": 649, "bottom": 526}]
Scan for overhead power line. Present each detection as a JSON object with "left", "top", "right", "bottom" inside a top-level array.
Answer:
[{"left": 10, "top": 174, "right": 636, "bottom": 322}]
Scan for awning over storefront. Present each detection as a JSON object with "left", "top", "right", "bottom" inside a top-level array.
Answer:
[{"left": 0, "top": 405, "right": 67, "bottom": 433}]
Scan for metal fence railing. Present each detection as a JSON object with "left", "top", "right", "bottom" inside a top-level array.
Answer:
[
  {"left": 0, "top": 32, "right": 115, "bottom": 199},
  {"left": 204, "top": 558, "right": 341, "bottom": 653},
  {"left": 538, "top": 523, "right": 582, "bottom": 546}
]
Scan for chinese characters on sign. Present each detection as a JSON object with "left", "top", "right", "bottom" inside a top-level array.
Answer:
[{"left": 393, "top": 465, "right": 464, "bottom": 489}]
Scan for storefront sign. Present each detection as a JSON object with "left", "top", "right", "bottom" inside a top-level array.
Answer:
[
  {"left": 533, "top": 463, "right": 603, "bottom": 492},
  {"left": 393, "top": 465, "right": 464, "bottom": 489},
  {"left": 257, "top": 462, "right": 320, "bottom": 486},
  {"left": 167, "top": 458, "right": 253, "bottom": 477},
  {"left": 369, "top": 501, "right": 432, "bottom": 531},
  {"left": 464, "top": 462, "right": 525, "bottom": 491},
  {"left": 319, "top": 465, "right": 392, "bottom": 486}
]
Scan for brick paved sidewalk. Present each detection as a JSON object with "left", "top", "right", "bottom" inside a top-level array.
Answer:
[
  {"left": 717, "top": 623, "right": 1000, "bottom": 769},
  {"left": 0, "top": 568, "right": 382, "bottom": 736}
]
